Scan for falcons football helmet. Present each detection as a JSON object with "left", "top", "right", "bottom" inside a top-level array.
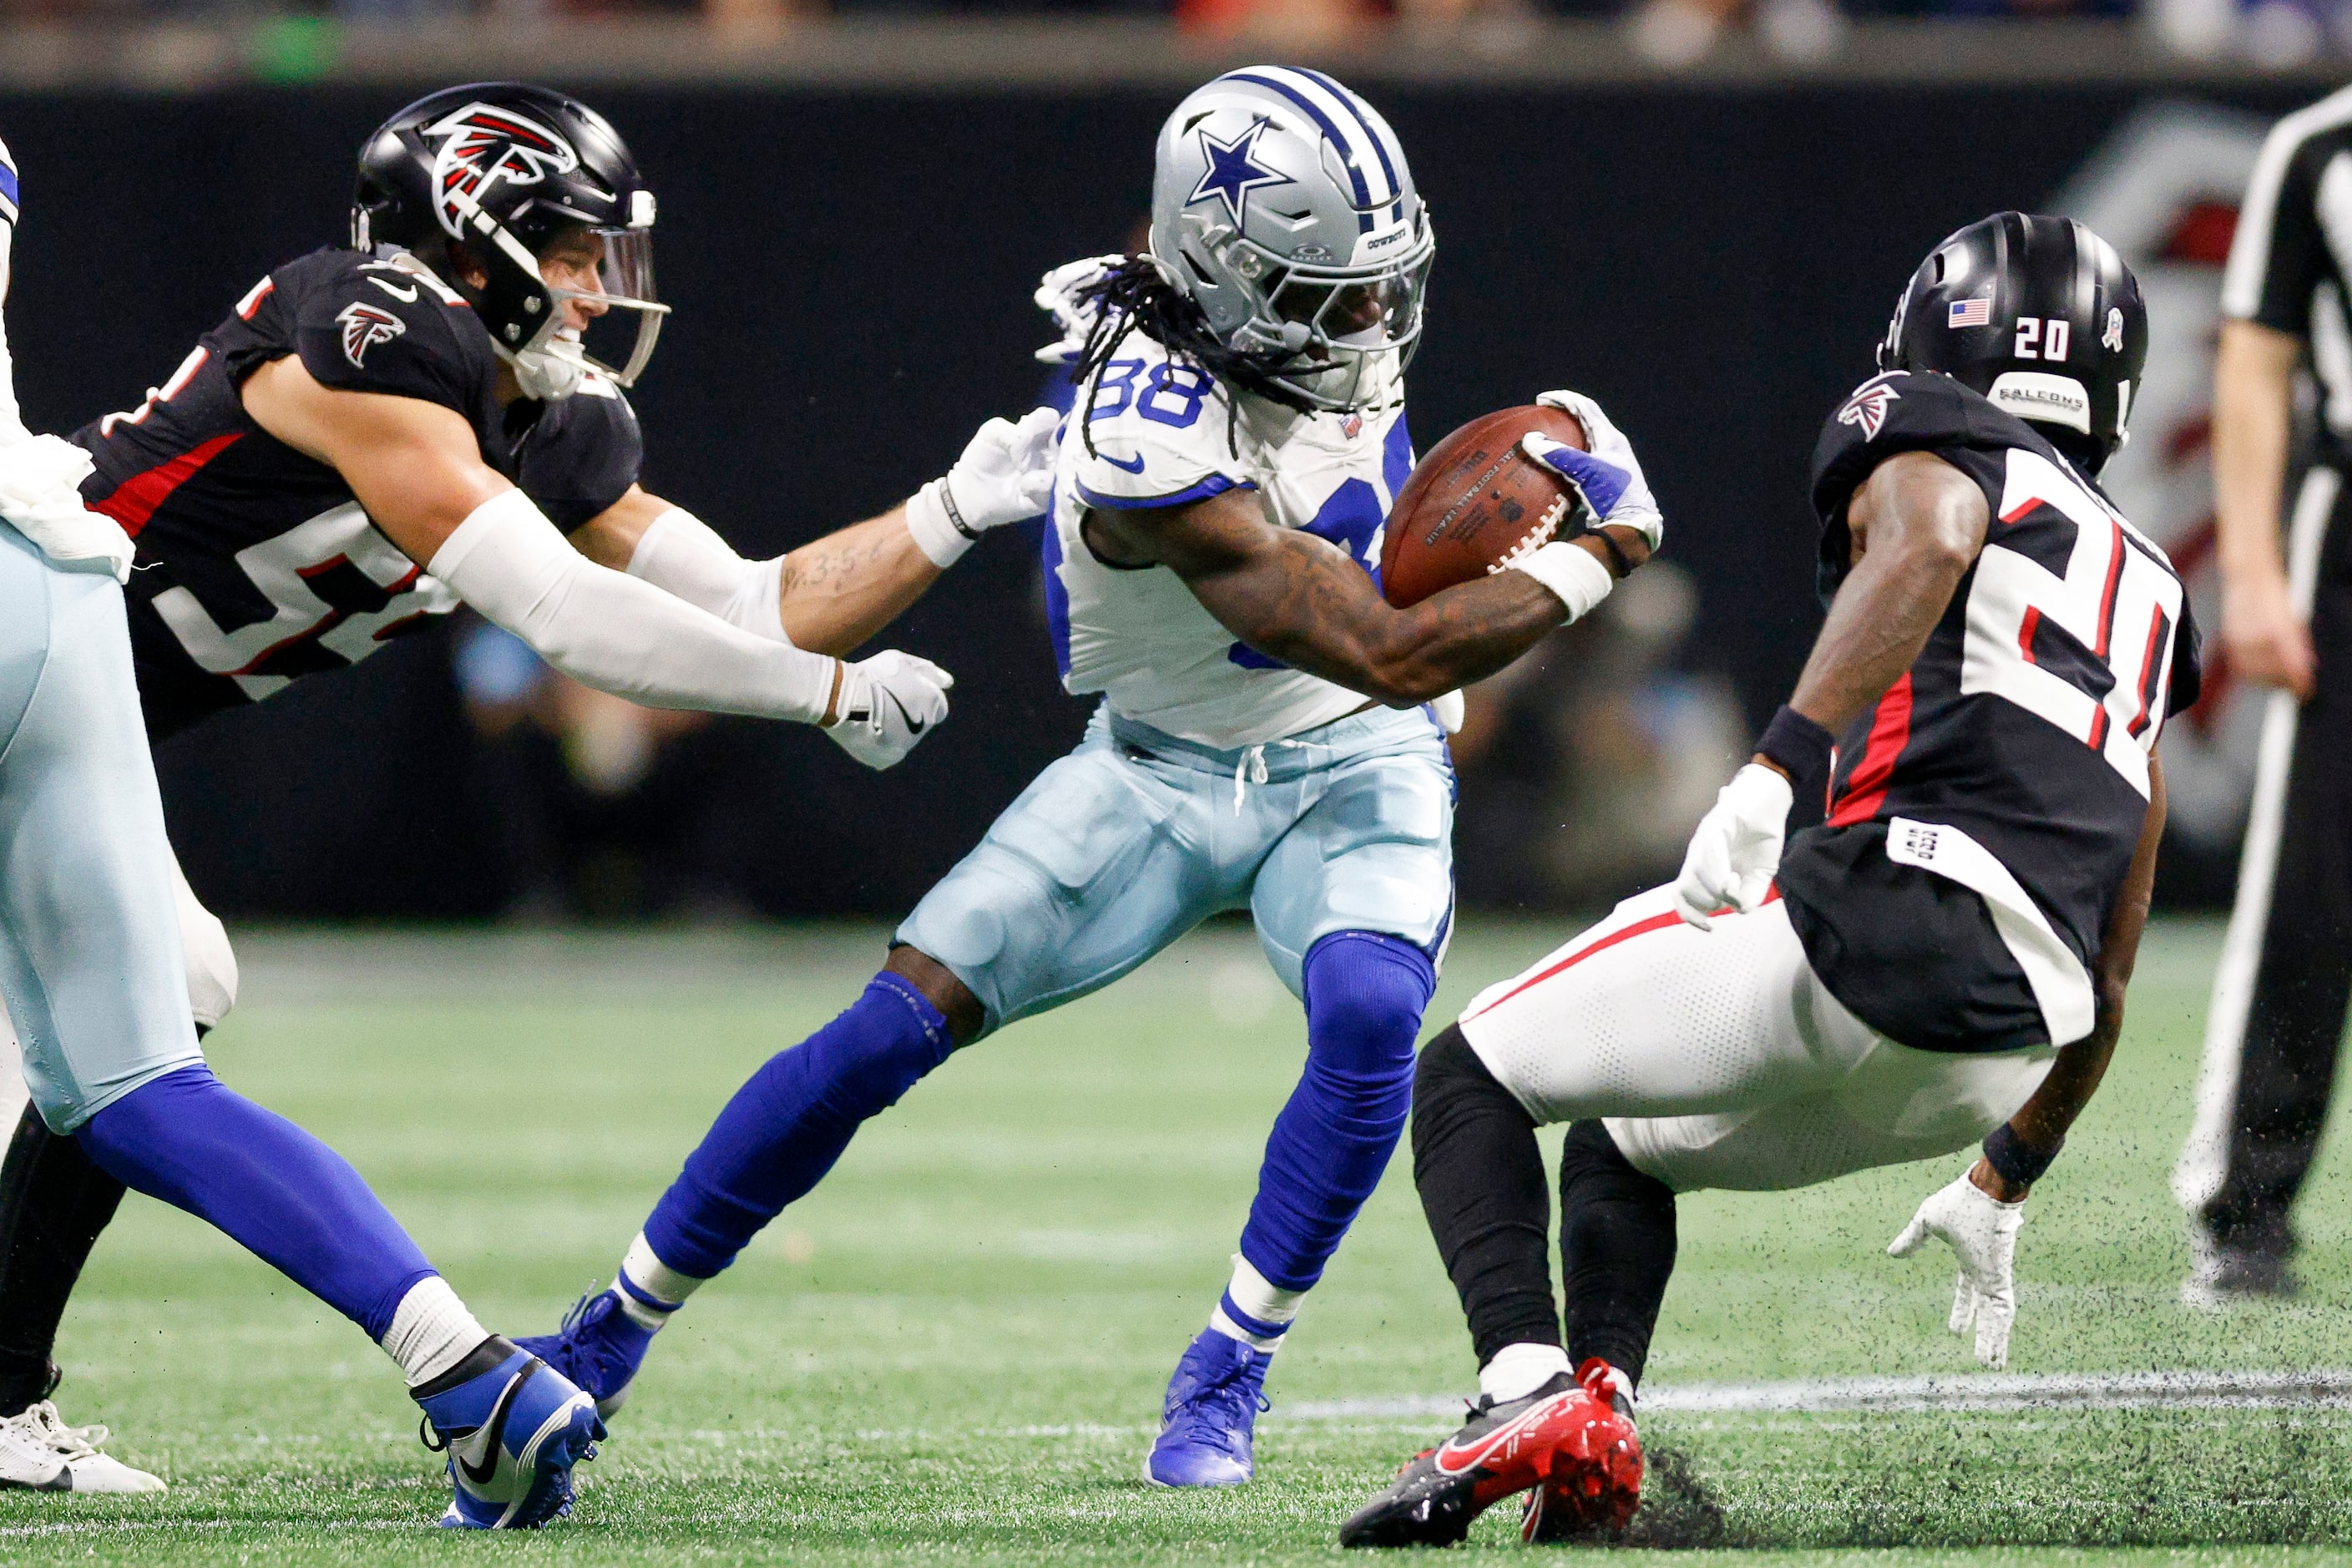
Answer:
[
  {"left": 1879, "top": 211, "right": 2147, "bottom": 473},
  {"left": 1148, "top": 67, "right": 1434, "bottom": 413},
  {"left": 351, "top": 82, "right": 666, "bottom": 397}
]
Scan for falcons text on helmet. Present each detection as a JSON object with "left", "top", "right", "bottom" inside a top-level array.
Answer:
[
  {"left": 420, "top": 103, "right": 581, "bottom": 239},
  {"left": 336, "top": 301, "right": 407, "bottom": 368}
]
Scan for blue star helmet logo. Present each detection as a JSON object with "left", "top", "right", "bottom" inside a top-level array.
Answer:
[{"left": 1189, "top": 119, "right": 1294, "bottom": 227}]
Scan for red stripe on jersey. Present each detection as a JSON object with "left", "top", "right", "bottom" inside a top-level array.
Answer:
[
  {"left": 2128, "top": 606, "right": 2167, "bottom": 739},
  {"left": 2092, "top": 521, "right": 2125, "bottom": 659},
  {"left": 1999, "top": 496, "right": 2042, "bottom": 525},
  {"left": 2017, "top": 605, "right": 2042, "bottom": 660},
  {"left": 89, "top": 432, "right": 242, "bottom": 538},
  {"left": 235, "top": 277, "right": 276, "bottom": 321},
  {"left": 1462, "top": 887, "right": 1783, "bottom": 1021},
  {"left": 1826, "top": 672, "right": 1914, "bottom": 827}
]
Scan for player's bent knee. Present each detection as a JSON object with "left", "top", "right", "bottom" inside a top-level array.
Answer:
[
  {"left": 1412, "top": 1025, "right": 1535, "bottom": 1154},
  {"left": 1303, "top": 932, "right": 1434, "bottom": 1075},
  {"left": 884, "top": 943, "right": 985, "bottom": 1045},
  {"left": 1558, "top": 1120, "right": 1672, "bottom": 1211}
]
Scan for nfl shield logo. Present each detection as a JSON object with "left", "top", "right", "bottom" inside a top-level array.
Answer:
[{"left": 1341, "top": 413, "right": 1363, "bottom": 439}]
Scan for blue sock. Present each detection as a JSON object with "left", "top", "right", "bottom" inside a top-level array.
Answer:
[
  {"left": 1238, "top": 932, "right": 1434, "bottom": 1292},
  {"left": 644, "top": 971, "right": 953, "bottom": 1280},
  {"left": 76, "top": 1065, "right": 434, "bottom": 1339}
]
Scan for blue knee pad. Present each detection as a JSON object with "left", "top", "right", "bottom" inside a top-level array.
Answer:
[
  {"left": 646, "top": 970, "right": 953, "bottom": 1280},
  {"left": 1240, "top": 932, "right": 1435, "bottom": 1292},
  {"left": 77, "top": 1065, "right": 434, "bottom": 1338}
]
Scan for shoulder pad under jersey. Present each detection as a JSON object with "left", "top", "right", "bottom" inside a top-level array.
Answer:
[
  {"left": 1809, "top": 371, "right": 2051, "bottom": 602},
  {"left": 516, "top": 372, "right": 644, "bottom": 531},
  {"left": 1070, "top": 333, "right": 1254, "bottom": 512},
  {"left": 284, "top": 250, "right": 496, "bottom": 416}
]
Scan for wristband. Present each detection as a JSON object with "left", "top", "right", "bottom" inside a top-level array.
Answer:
[
  {"left": 903, "top": 478, "right": 976, "bottom": 569},
  {"left": 1506, "top": 539, "right": 1615, "bottom": 625},
  {"left": 1982, "top": 1122, "right": 2063, "bottom": 1188},
  {"left": 1579, "top": 519, "right": 1639, "bottom": 579},
  {"left": 1755, "top": 704, "right": 1834, "bottom": 784}
]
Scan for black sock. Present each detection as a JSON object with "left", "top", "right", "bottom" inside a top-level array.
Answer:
[
  {"left": 0, "top": 1104, "right": 126, "bottom": 1416},
  {"left": 1412, "top": 1024, "right": 1563, "bottom": 1368},
  {"left": 1558, "top": 1120, "right": 1677, "bottom": 1388}
]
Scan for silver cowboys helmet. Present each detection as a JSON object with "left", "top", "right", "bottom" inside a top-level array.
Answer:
[{"left": 1149, "top": 67, "right": 1434, "bottom": 412}]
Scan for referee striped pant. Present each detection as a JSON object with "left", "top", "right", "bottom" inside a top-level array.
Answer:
[{"left": 2177, "top": 463, "right": 2352, "bottom": 1256}]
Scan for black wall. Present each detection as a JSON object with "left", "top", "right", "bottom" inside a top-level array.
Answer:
[{"left": 0, "top": 83, "right": 2304, "bottom": 916}]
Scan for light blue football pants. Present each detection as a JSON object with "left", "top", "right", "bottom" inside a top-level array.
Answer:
[
  {"left": 0, "top": 523, "right": 202, "bottom": 1131},
  {"left": 898, "top": 702, "right": 1455, "bottom": 1033}
]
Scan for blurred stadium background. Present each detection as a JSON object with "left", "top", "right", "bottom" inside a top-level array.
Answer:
[{"left": 0, "top": 9, "right": 2319, "bottom": 924}]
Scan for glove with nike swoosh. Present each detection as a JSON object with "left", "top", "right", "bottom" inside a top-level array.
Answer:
[{"left": 824, "top": 650, "right": 953, "bottom": 771}]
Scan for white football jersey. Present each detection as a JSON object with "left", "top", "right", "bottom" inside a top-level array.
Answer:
[{"left": 1045, "top": 329, "right": 1414, "bottom": 749}]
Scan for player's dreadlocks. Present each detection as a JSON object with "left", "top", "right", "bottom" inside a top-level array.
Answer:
[{"left": 1066, "top": 255, "right": 1325, "bottom": 458}]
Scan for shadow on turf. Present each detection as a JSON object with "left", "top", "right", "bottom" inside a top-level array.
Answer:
[{"left": 1572, "top": 1428, "right": 2352, "bottom": 1550}]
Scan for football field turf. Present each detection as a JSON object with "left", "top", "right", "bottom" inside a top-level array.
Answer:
[{"left": 10, "top": 914, "right": 2352, "bottom": 1565}]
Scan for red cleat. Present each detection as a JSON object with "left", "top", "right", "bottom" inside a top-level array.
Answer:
[
  {"left": 1520, "top": 1358, "right": 1642, "bottom": 1542},
  {"left": 1338, "top": 1362, "right": 1638, "bottom": 1548}
]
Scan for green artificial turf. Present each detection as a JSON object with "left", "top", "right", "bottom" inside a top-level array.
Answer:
[{"left": 7, "top": 916, "right": 2352, "bottom": 1564}]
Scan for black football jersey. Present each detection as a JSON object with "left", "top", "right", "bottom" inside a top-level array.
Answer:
[
  {"left": 71, "top": 246, "right": 642, "bottom": 740},
  {"left": 1778, "top": 371, "right": 2202, "bottom": 1054}
]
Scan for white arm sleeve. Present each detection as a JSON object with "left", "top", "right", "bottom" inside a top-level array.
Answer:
[
  {"left": 432, "top": 489, "right": 835, "bottom": 723},
  {"left": 624, "top": 506, "right": 791, "bottom": 642}
]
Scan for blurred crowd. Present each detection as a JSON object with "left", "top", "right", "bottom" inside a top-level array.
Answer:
[{"left": 2, "top": 0, "right": 2342, "bottom": 71}]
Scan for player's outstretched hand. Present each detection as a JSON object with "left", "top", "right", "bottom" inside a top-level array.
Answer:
[
  {"left": 1530, "top": 389, "right": 1665, "bottom": 549},
  {"left": 1672, "top": 761, "right": 1791, "bottom": 929},
  {"left": 943, "top": 407, "right": 1062, "bottom": 535},
  {"left": 825, "top": 650, "right": 953, "bottom": 771},
  {"left": 0, "top": 432, "right": 134, "bottom": 583},
  {"left": 1033, "top": 254, "right": 1125, "bottom": 364},
  {"left": 1888, "top": 1170, "right": 2026, "bottom": 1370}
]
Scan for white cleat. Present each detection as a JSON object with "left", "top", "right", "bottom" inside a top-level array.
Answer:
[{"left": 0, "top": 1401, "right": 166, "bottom": 1493}]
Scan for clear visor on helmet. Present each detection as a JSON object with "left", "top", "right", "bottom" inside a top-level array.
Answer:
[
  {"left": 530, "top": 226, "right": 670, "bottom": 387},
  {"left": 1242, "top": 238, "right": 1434, "bottom": 412}
]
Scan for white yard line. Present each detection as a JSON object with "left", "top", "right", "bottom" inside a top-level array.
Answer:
[{"left": 1280, "top": 1368, "right": 2352, "bottom": 1420}]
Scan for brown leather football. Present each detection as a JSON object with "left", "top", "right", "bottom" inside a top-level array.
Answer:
[{"left": 1379, "top": 404, "right": 1590, "bottom": 609}]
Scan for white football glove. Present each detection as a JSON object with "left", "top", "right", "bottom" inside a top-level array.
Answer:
[
  {"left": 1888, "top": 1171, "right": 2026, "bottom": 1369},
  {"left": 824, "top": 650, "right": 953, "bottom": 771},
  {"left": 1033, "top": 254, "right": 1124, "bottom": 364},
  {"left": 1533, "top": 388, "right": 1664, "bottom": 550},
  {"left": 907, "top": 407, "right": 1063, "bottom": 567},
  {"left": 1672, "top": 761, "right": 1792, "bottom": 929},
  {"left": 0, "top": 432, "right": 133, "bottom": 583}
]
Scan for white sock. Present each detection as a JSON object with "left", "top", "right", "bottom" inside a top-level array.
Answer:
[
  {"left": 615, "top": 1232, "right": 704, "bottom": 1333},
  {"left": 1206, "top": 1253, "right": 1304, "bottom": 1353},
  {"left": 1479, "top": 1342, "right": 1573, "bottom": 1404},
  {"left": 381, "top": 1276, "right": 492, "bottom": 1389}
]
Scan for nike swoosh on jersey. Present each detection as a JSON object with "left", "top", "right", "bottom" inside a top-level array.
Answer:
[
  {"left": 455, "top": 1368, "right": 529, "bottom": 1487},
  {"left": 1100, "top": 450, "right": 1147, "bottom": 474},
  {"left": 1432, "top": 1393, "right": 1572, "bottom": 1477},
  {"left": 366, "top": 276, "right": 421, "bottom": 303}
]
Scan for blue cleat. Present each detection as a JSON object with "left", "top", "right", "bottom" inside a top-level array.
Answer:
[
  {"left": 1145, "top": 1329, "right": 1272, "bottom": 1487},
  {"left": 414, "top": 1338, "right": 603, "bottom": 1530},
  {"left": 516, "top": 1288, "right": 657, "bottom": 1419}
]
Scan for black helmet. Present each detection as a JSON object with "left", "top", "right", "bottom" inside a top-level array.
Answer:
[
  {"left": 351, "top": 82, "right": 665, "bottom": 392},
  {"left": 1879, "top": 212, "right": 2147, "bottom": 474}
]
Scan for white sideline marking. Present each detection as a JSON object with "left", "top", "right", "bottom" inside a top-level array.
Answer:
[{"left": 1281, "top": 1368, "right": 2352, "bottom": 1420}]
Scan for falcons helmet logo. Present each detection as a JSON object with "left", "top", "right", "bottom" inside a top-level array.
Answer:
[
  {"left": 1838, "top": 377, "right": 1901, "bottom": 441},
  {"left": 336, "top": 302, "right": 407, "bottom": 369},
  {"left": 420, "top": 103, "right": 580, "bottom": 239}
]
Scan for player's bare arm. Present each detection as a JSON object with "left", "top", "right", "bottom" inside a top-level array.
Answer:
[
  {"left": 570, "top": 484, "right": 943, "bottom": 658},
  {"left": 2213, "top": 317, "right": 2312, "bottom": 696},
  {"left": 1779, "top": 450, "right": 1990, "bottom": 741},
  {"left": 1082, "top": 487, "right": 1650, "bottom": 708},
  {"left": 1971, "top": 755, "right": 2167, "bottom": 1201}
]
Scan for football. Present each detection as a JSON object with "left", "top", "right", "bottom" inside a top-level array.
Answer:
[{"left": 1378, "top": 404, "right": 1591, "bottom": 609}]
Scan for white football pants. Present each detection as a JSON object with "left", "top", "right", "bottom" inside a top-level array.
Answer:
[{"left": 1456, "top": 885, "right": 2056, "bottom": 1194}]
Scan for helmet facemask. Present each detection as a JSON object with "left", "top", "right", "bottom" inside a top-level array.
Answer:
[{"left": 1217, "top": 234, "right": 1432, "bottom": 412}]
